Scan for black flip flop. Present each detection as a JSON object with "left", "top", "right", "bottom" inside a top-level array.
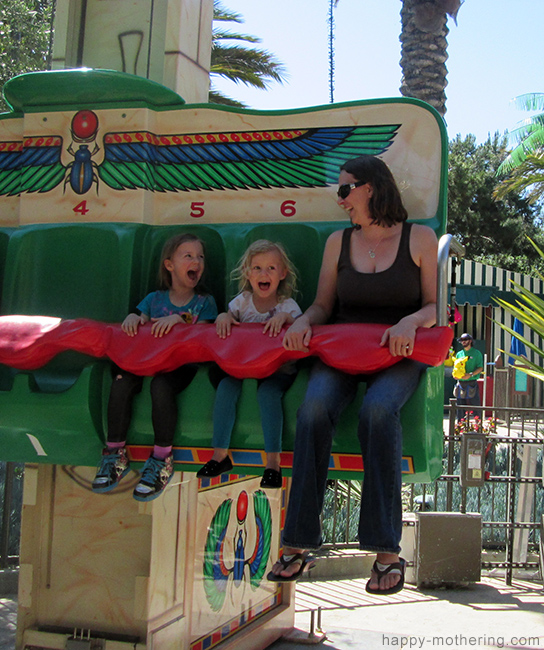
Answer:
[
  {"left": 365, "top": 557, "right": 406, "bottom": 595},
  {"left": 267, "top": 552, "right": 316, "bottom": 582}
]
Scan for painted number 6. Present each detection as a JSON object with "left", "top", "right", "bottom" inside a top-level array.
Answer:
[{"left": 280, "top": 200, "right": 296, "bottom": 217}]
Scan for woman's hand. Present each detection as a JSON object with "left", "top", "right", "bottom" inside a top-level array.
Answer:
[
  {"left": 150, "top": 314, "right": 182, "bottom": 337},
  {"left": 263, "top": 312, "right": 292, "bottom": 337},
  {"left": 121, "top": 313, "right": 147, "bottom": 337},
  {"left": 283, "top": 316, "right": 312, "bottom": 352},
  {"left": 380, "top": 318, "right": 417, "bottom": 357},
  {"left": 215, "top": 312, "right": 239, "bottom": 339}
]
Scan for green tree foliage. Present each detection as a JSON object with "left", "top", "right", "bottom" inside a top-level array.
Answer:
[
  {"left": 493, "top": 94, "right": 544, "bottom": 226},
  {"left": 493, "top": 93, "right": 544, "bottom": 226},
  {"left": 497, "top": 93, "right": 544, "bottom": 174},
  {"left": 494, "top": 150, "right": 544, "bottom": 208},
  {"left": 210, "top": 1, "right": 287, "bottom": 107},
  {"left": 448, "top": 133, "right": 544, "bottom": 274},
  {"left": 0, "top": 0, "right": 53, "bottom": 112}
]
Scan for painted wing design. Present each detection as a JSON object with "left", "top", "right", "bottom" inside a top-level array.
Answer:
[
  {"left": 0, "top": 137, "right": 65, "bottom": 196},
  {"left": 0, "top": 124, "right": 400, "bottom": 196},
  {"left": 203, "top": 498, "right": 233, "bottom": 612},
  {"left": 98, "top": 124, "right": 400, "bottom": 192},
  {"left": 247, "top": 489, "right": 272, "bottom": 590}
]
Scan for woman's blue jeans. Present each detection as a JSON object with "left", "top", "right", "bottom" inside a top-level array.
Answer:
[{"left": 282, "top": 358, "right": 426, "bottom": 554}]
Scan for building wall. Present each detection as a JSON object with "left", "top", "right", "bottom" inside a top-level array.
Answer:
[{"left": 51, "top": 0, "right": 213, "bottom": 103}]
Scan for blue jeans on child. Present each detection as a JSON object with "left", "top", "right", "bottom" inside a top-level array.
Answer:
[
  {"left": 210, "top": 365, "right": 296, "bottom": 453},
  {"left": 282, "top": 358, "right": 426, "bottom": 554}
]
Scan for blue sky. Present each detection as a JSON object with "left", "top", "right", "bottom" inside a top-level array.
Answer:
[{"left": 213, "top": 1, "right": 544, "bottom": 144}]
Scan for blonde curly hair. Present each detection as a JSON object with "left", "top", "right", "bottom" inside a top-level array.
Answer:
[{"left": 231, "top": 239, "right": 298, "bottom": 301}]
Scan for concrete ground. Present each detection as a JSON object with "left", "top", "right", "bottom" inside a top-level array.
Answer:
[
  {"left": 0, "top": 596, "right": 16, "bottom": 650},
  {"left": 269, "top": 574, "right": 544, "bottom": 650},
  {"left": 2, "top": 574, "right": 543, "bottom": 650}
]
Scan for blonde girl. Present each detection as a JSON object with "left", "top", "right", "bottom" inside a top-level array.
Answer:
[{"left": 197, "top": 240, "right": 301, "bottom": 488}]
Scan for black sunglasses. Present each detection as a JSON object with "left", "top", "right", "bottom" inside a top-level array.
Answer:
[{"left": 337, "top": 181, "right": 366, "bottom": 199}]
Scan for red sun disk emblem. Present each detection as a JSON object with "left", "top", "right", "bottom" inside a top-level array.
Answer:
[
  {"left": 71, "top": 110, "right": 99, "bottom": 142},
  {"left": 237, "top": 491, "right": 249, "bottom": 523}
]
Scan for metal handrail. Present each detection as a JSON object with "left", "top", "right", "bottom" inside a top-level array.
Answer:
[{"left": 437, "top": 233, "right": 465, "bottom": 327}]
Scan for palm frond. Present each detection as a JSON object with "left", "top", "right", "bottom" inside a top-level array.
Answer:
[
  {"left": 499, "top": 93, "right": 544, "bottom": 173},
  {"left": 512, "top": 93, "right": 544, "bottom": 113},
  {"left": 211, "top": 45, "right": 286, "bottom": 88},
  {"left": 207, "top": 88, "right": 245, "bottom": 107},
  {"left": 528, "top": 236, "right": 544, "bottom": 260},
  {"left": 495, "top": 318, "right": 544, "bottom": 358},
  {"left": 497, "top": 349, "right": 544, "bottom": 382},
  {"left": 507, "top": 120, "right": 544, "bottom": 146},
  {"left": 213, "top": 0, "right": 243, "bottom": 24},
  {"left": 498, "top": 133, "right": 544, "bottom": 174},
  {"left": 209, "top": 2, "right": 287, "bottom": 106},
  {"left": 493, "top": 237, "right": 544, "bottom": 382},
  {"left": 494, "top": 150, "right": 544, "bottom": 201},
  {"left": 213, "top": 28, "right": 260, "bottom": 44}
]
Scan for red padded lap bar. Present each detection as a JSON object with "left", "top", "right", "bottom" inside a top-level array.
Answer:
[{"left": 0, "top": 317, "right": 453, "bottom": 378}]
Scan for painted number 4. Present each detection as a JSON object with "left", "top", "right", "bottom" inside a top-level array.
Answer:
[{"left": 73, "top": 201, "right": 89, "bottom": 216}]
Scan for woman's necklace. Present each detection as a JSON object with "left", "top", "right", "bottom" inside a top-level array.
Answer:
[{"left": 359, "top": 229, "right": 385, "bottom": 258}]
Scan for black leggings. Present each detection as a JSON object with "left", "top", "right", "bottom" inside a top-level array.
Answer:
[{"left": 106, "top": 365, "right": 198, "bottom": 447}]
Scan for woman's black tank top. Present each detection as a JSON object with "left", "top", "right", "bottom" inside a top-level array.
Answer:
[{"left": 334, "top": 222, "right": 421, "bottom": 325}]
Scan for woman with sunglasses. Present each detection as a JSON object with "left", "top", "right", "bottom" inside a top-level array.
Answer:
[{"left": 268, "top": 155, "right": 438, "bottom": 595}]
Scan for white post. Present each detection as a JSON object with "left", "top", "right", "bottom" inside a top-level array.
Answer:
[{"left": 513, "top": 443, "right": 538, "bottom": 564}]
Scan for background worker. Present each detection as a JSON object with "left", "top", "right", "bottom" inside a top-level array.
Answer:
[{"left": 454, "top": 332, "right": 484, "bottom": 419}]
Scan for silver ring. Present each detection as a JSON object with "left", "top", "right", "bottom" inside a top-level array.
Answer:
[{"left": 405, "top": 344, "right": 410, "bottom": 348}]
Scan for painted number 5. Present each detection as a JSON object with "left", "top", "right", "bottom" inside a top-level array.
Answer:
[
  {"left": 280, "top": 200, "right": 296, "bottom": 217},
  {"left": 190, "top": 201, "right": 205, "bottom": 218}
]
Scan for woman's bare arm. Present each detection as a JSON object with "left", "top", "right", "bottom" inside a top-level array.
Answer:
[{"left": 283, "top": 231, "right": 342, "bottom": 351}]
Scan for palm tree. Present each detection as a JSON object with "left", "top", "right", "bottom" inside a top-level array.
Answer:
[
  {"left": 399, "top": 0, "right": 464, "bottom": 116},
  {"left": 495, "top": 238, "right": 544, "bottom": 383},
  {"left": 209, "top": 1, "right": 287, "bottom": 107},
  {"left": 494, "top": 150, "right": 544, "bottom": 206},
  {"left": 332, "top": 0, "right": 464, "bottom": 116},
  {"left": 497, "top": 93, "right": 544, "bottom": 174}
]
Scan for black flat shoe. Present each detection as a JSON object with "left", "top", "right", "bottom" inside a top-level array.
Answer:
[
  {"left": 260, "top": 467, "right": 282, "bottom": 488},
  {"left": 197, "top": 456, "right": 233, "bottom": 478}
]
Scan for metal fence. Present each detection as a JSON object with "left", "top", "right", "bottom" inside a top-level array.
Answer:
[
  {"left": 321, "top": 402, "right": 544, "bottom": 585},
  {"left": 2, "top": 403, "right": 543, "bottom": 583},
  {"left": 0, "top": 462, "right": 23, "bottom": 570}
]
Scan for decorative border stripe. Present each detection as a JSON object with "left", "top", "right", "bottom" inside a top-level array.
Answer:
[
  {"left": 104, "top": 129, "right": 308, "bottom": 147},
  {"left": 190, "top": 592, "right": 281, "bottom": 650},
  {"left": 198, "top": 474, "right": 250, "bottom": 491},
  {"left": 126, "top": 445, "right": 415, "bottom": 474},
  {"left": 22, "top": 137, "right": 62, "bottom": 148},
  {"left": 0, "top": 141, "right": 23, "bottom": 152}
]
